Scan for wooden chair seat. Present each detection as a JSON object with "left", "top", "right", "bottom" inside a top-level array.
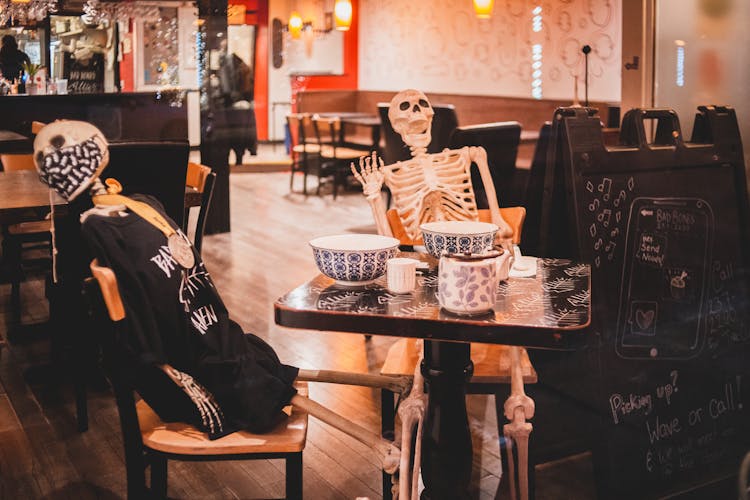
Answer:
[
  {"left": 292, "top": 143, "right": 321, "bottom": 154},
  {"left": 137, "top": 382, "right": 308, "bottom": 456},
  {"left": 382, "top": 339, "right": 537, "bottom": 384},
  {"left": 319, "top": 144, "right": 365, "bottom": 160}
]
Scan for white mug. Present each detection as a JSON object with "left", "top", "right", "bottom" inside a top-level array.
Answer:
[{"left": 386, "top": 258, "right": 418, "bottom": 294}]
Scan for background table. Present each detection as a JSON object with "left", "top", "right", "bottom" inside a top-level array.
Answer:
[
  {"left": 275, "top": 257, "right": 591, "bottom": 499},
  {"left": 0, "top": 170, "right": 66, "bottom": 224}
]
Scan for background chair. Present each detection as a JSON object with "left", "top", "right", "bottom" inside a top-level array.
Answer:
[
  {"left": 106, "top": 141, "right": 190, "bottom": 227},
  {"left": 448, "top": 121, "right": 524, "bottom": 208},
  {"left": 286, "top": 113, "right": 321, "bottom": 195},
  {"left": 519, "top": 122, "right": 552, "bottom": 257},
  {"left": 0, "top": 153, "right": 53, "bottom": 324},
  {"left": 87, "top": 260, "right": 308, "bottom": 500},
  {"left": 182, "top": 162, "right": 216, "bottom": 255},
  {"left": 311, "top": 116, "right": 365, "bottom": 199}
]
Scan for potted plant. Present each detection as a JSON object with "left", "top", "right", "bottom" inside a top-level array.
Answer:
[{"left": 21, "top": 62, "right": 45, "bottom": 94}]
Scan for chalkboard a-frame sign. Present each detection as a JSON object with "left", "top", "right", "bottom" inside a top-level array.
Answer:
[{"left": 547, "top": 106, "right": 750, "bottom": 498}]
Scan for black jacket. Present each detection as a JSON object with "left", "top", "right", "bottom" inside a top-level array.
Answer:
[{"left": 81, "top": 195, "right": 299, "bottom": 436}]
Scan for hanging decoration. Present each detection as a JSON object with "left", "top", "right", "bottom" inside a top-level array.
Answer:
[
  {"left": 82, "top": 0, "right": 160, "bottom": 25},
  {"left": 0, "top": 0, "right": 58, "bottom": 25}
]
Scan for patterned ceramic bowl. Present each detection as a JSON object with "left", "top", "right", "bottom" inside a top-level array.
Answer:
[
  {"left": 309, "top": 234, "right": 400, "bottom": 286},
  {"left": 420, "top": 220, "right": 498, "bottom": 259}
]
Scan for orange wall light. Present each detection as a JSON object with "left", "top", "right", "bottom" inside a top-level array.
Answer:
[
  {"left": 473, "top": 0, "right": 494, "bottom": 19},
  {"left": 288, "top": 11, "right": 303, "bottom": 39},
  {"left": 334, "top": 0, "right": 352, "bottom": 31}
]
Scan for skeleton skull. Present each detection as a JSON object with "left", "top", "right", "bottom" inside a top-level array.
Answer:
[
  {"left": 33, "top": 120, "right": 109, "bottom": 201},
  {"left": 388, "top": 89, "right": 434, "bottom": 151}
]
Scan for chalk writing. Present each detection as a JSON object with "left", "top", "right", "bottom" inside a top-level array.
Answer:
[{"left": 635, "top": 233, "right": 666, "bottom": 267}]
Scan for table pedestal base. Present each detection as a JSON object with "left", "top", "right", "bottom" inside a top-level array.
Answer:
[{"left": 420, "top": 340, "right": 473, "bottom": 500}]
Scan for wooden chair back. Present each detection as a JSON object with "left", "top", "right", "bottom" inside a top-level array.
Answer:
[
  {"left": 31, "top": 121, "right": 46, "bottom": 135},
  {"left": 186, "top": 162, "right": 211, "bottom": 193}
]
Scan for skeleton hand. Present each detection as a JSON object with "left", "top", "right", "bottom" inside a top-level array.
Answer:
[{"left": 350, "top": 152, "right": 385, "bottom": 200}]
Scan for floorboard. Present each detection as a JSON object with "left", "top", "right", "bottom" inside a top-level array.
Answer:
[{"left": 0, "top": 170, "right": 595, "bottom": 499}]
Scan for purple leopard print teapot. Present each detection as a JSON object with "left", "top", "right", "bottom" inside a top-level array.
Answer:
[{"left": 437, "top": 248, "right": 512, "bottom": 316}]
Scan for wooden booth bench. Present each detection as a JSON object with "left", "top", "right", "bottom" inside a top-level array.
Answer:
[{"left": 295, "top": 89, "right": 613, "bottom": 166}]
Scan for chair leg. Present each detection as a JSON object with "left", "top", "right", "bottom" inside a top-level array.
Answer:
[
  {"left": 381, "top": 389, "right": 395, "bottom": 500},
  {"left": 286, "top": 452, "right": 303, "bottom": 500},
  {"left": 150, "top": 455, "right": 168, "bottom": 499}
]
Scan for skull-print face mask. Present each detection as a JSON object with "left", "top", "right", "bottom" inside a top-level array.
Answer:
[
  {"left": 33, "top": 120, "right": 110, "bottom": 201},
  {"left": 37, "top": 137, "right": 104, "bottom": 200}
]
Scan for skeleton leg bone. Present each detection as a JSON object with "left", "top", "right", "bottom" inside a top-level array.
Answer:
[
  {"left": 502, "top": 346, "right": 535, "bottom": 500},
  {"left": 395, "top": 344, "right": 427, "bottom": 500}
]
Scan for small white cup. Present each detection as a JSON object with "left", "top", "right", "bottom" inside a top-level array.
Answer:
[
  {"left": 386, "top": 257, "right": 418, "bottom": 294},
  {"left": 56, "top": 79, "right": 68, "bottom": 95}
]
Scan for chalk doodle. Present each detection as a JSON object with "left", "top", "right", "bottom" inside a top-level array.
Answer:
[{"left": 584, "top": 176, "right": 634, "bottom": 267}]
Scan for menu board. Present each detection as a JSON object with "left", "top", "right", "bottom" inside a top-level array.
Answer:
[
  {"left": 540, "top": 105, "right": 750, "bottom": 498},
  {"left": 63, "top": 52, "right": 104, "bottom": 94}
]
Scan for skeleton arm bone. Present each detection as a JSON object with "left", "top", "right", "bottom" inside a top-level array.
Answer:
[
  {"left": 467, "top": 146, "right": 514, "bottom": 252},
  {"left": 351, "top": 153, "right": 393, "bottom": 237},
  {"left": 291, "top": 394, "right": 400, "bottom": 474},
  {"left": 296, "top": 368, "right": 412, "bottom": 395}
]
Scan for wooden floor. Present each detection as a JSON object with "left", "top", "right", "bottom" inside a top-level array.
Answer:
[{"left": 0, "top": 171, "right": 596, "bottom": 499}]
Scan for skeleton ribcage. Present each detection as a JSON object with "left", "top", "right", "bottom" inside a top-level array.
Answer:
[{"left": 384, "top": 151, "right": 479, "bottom": 241}]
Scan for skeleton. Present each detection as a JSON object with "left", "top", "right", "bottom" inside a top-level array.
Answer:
[
  {"left": 352, "top": 90, "right": 537, "bottom": 499},
  {"left": 351, "top": 88, "right": 514, "bottom": 253},
  {"left": 35, "top": 120, "right": 424, "bottom": 499}
]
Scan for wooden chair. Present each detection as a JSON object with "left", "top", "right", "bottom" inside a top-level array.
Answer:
[
  {"left": 311, "top": 115, "right": 366, "bottom": 199},
  {"left": 87, "top": 260, "right": 308, "bottom": 500},
  {"left": 287, "top": 113, "right": 321, "bottom": 195},
  {"left": 380, "top": 205, "right": 537, "bottom": 500},
  {"left": 182, "top": 162, "right": 216, "bottom": 255},
  {"left": 0, "top": 153, "right": 53, "bottom": 323}
]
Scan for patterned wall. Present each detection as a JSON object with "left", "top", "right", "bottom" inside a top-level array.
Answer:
[{"left": 358, "top": 0, "right": 621, "bottom": 101}]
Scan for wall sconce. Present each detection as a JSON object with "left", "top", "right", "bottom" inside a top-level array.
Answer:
[
  {"left": 288, "top": 11, "right": 303, "bottom": 39},
  {"left": 334, "top": 0, "right": 352, "bottom": 31},
  {"left": 472, "top": 0, "right": 494, "bottom": 19}
]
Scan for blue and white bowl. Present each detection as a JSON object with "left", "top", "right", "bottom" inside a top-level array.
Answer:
[
  {"left": 420, "top": 221, "right": 498, "bottom": 259},
  {"left": 309, "top": 234, "right": 400, "bottom": 286}
]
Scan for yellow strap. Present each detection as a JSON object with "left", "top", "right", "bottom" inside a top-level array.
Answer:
[{"left": 92, "top": 178, "right": 175, "bottom": 238}]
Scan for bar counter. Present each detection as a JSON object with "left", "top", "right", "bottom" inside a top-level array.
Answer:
[{"left": 0, "top": 91, "right": 188, "bottom": 143}]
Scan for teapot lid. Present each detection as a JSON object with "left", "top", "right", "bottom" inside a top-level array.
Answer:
[{"left": 444, "top": 247, "right": 504, "bottom": 261}]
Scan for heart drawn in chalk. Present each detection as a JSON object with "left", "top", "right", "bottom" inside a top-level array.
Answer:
[{"left": 636, "top": 309, "right": 655, "bottom": 330}]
